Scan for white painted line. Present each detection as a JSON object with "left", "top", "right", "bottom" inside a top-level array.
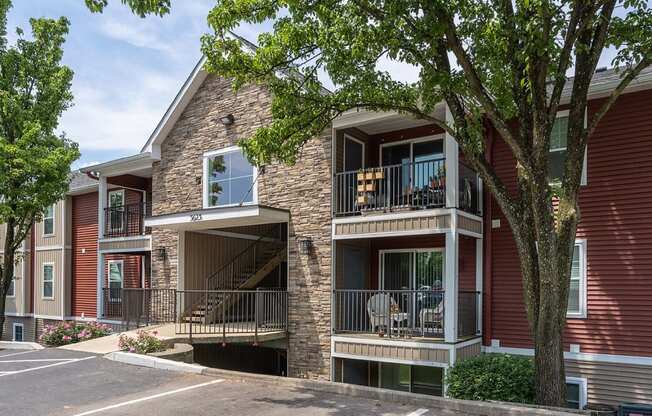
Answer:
[
  {"left": 0, "top": 358, "right": 79, "bottom": 363},
  {"left": 0, "top": 350, "right": 39, "bottom": 358},
  {"left": 406, "top": 409, "right": 429, "bottom": 416},
  {"left": 72, "top": 379, "right": 225, "bottom": 416},
  {"left": 0, "top": 356, "right": 95, "bottom": 377}
]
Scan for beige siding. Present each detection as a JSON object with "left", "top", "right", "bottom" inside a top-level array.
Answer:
[
  {"left": 34, "top": 199, "right": 65, "bottom": 247},
  {"left": 99, "top": 237, "right": 151, "bottom": 252},
  {"left": 1, "top": 316, "right": 36, "bottom": 342},
  {"left": 457, "top": 214, "right": 482, "bottom": 235},
  {"left": 183, "top": 232, "right": 251, "bottom": 290},
  {"left": 33, "top": 249, "right": 64, "bottom": 317},
  {"left": 335, "top": 214, "right": 450, "bottom": 237},
  {"left": 4, "top": 256, "right": 23, "bottom": 314},
  {"left": 334, "top": 340, "right": 450, "bottom": 364},
  {"left": 566, "top": 359, "right": 652, "bottom": 406},
  {"left": 455, "top": 341, "right": 481, "bottom": 362},
  {"left": 0, "top": 223, "right": 5, "bottom": 249}
]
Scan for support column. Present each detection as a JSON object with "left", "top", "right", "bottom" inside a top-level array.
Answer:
[
  {"left": 445, "top": 104, "right": 459, "bottom": 210},
  {"left": 444, "top": 226, "right": 459, "bottom": 343},
  {"left": 97, "top": 175, "right": 107, "bottom": 318},
  {"left": 475, "top": 238, "right": 483, "bottom": 335}
]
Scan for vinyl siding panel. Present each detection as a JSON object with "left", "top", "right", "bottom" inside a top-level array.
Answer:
[
  {"left": 71, "top": 192, "right": 98, "bottom": 318},
  {"left": 34, "top": 249, "right": 63, "bottom": 317},
  {"left": 33, "top": 199, "right": 65, "bottom": 247},
  {"left": 489, "top": 89, "right": 652, "bottom": 356}
]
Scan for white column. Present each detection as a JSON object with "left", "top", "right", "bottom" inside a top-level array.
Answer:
[
  {"left": 97, "top": 175, "right": 107, "bottom": 318},
  {"left": 475, "top": 238, "right": 483, "bottom": 336},
  {"left": 444, "top": 227, "right": 459, "bottom": 343},
  {"left": 444, "top": 105, "right": 459, "bottom": 210}
]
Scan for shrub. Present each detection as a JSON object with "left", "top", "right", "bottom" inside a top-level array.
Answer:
[
  {"left": 446, "top": 354, "right": 535, "bottom": 404},
  {"left": 40, "top": 321, "right": 112, "bottom": 346},
  {"left": 118, "top": 330, "right": 167, "bottom": 354}
]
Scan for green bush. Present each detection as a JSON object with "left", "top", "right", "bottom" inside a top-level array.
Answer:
[
  {"left": 446, "top": 354, "right": 535, "bottom": 404},
  {"left": 39, "top": 321, "right": 112, "bottom": 346}
]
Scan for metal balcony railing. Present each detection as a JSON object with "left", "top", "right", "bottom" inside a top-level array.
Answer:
[{"left": 104, "top": 202, "right": 149, "bottom": 238}]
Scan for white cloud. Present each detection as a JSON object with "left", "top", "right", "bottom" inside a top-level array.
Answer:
[{"left": 99, "top": 18, "right": 173, "bottom": 53}]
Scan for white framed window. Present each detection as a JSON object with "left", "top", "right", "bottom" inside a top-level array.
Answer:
[
  {"left": 549, "top": 110, "right": 587, "bottom": 186},
  {"left": 12, "top": 323, "right": 24, "bottom": 342},
  {"left": 568, "top": 239, "right": 587, "bottom": 318},
  {"left": 43, "top": 204, "right": 55, "bottom": 236},
  {"left": 108, "top": 189, "right": 126, "bottom": 232},
  {"left": 203, "top": 146, "right": 257, "bottom": 208},
  {"left": 42, "top": 263, "right": 54, "bottom": 299},
  {"left": 108, "top": 260, "right": 124, "bottom": 302},
  {"left": 6, "top": 274, "right": 15, "bottom": 297},
  {"left": 566, "top": 377, "right": 588, "bottom": 409}
]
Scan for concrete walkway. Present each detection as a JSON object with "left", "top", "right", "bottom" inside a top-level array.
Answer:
[{"left": 59, "top": 324, "right": 166, "bottom": 354}]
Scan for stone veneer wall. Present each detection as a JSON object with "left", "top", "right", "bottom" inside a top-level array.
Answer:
[{"left": 150, "top": 74, "right": 332, "bottom": 380}]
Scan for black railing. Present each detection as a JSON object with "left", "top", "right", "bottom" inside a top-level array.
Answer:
[
  {"left": 102, "top": 288, "right": 176, "bottom": 328},
  {"left": 101, "top": 288, "right": 288, "bottom": 338},
  {"left": 333, "top": 289, "right": 480, "bottom": 339},
  {"left": 104, "top": 202, "right": 149, "bottom": 238},
  {"left": 334, "top": 159, "right": 446, "bottom": 216}
]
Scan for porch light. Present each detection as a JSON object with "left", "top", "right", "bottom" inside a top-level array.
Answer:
[
  {"left": 156, "top": 246, "right": 166, "bottom": 260},
  {"left": 219, "top": 114, "right": 235, "bottom": 125},
  {"left": 298, "top": 237, "right": 313, "bottom": 255}
]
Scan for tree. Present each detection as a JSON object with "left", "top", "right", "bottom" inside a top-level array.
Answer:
[
  {"left": 199, "top": 0, "right": 652, "bottom": 406},
  {"left": 84, "top": 0, "right": 170, "bottom": 17},
  {"left": 0, "top": 0, "right": 80, "bottom": 340}
]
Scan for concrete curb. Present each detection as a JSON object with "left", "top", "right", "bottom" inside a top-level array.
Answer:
[
  {"left": 106, "top": 352, "right": 582, "bottom": 416},
  {"left": 105, "top": 351, "right": 205, "bottom": 374},
  {"left": 0, "top": 341, "right": 44, "bottom": 350}
]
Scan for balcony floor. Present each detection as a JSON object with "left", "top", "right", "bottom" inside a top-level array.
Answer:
[{"left": 333, "top": 332, "right": 479, "bottom": 344}]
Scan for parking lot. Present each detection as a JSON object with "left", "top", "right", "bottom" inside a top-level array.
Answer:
[{"left": 0, "top": 348, "right": 442, "bottom": 416}]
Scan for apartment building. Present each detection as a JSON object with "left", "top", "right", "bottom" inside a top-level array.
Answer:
[{"left": 3, "top": 53, "right": 651, "bottom": 408}]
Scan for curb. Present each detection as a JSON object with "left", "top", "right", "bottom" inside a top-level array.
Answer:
[
  {"left": 106, "top": 352, "right": 582, "bottom": 416},
  {"left": 0, "top": 341, "right": 44, "bottom": 350}
]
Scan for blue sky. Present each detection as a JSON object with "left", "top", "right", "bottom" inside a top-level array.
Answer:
[{"left": 6, "top": 1, "right": 628, "bottom": 170}]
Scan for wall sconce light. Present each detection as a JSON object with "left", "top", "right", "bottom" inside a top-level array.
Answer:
[
  {"left": 157, "top": 247, "right": 167, "bottom": 260},
  {"left": 298, "top": 237, "right": 313, "bottom": 255},
  {"left": 219, "top": 114, "right": 235, "bottom": 126}
]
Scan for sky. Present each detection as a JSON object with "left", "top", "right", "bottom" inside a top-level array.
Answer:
[{"left": 5, "top": 1, "right": 628, "bottom": 170}]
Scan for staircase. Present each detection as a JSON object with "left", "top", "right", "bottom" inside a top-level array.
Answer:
[{"left": 182, "top": 233, "right": 286, "bottom": 325}]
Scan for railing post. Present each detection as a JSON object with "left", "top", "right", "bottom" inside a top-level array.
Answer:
[{"left": 254, "top": 290, "right": 259, "bottom": 346}]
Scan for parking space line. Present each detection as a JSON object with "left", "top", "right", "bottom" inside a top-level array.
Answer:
[
  {"left": 0, "top": 356, "right": 95, "bottom": 377},
  {"left": 0, "top": 350, "right": 39, "bottom": 358},
  {"left": 71, "top": 379, "right": 225, "bottom": 416},
  {"left": 0, "top": 358, "right": 81, "bottom": 363},
  {"left": 405, "top": 409, "right": 429, "bottom": 416}
]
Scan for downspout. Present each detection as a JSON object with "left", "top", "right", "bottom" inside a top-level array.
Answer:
[{"left": 483, "top": 122, "right": 495, "bottom": 347}]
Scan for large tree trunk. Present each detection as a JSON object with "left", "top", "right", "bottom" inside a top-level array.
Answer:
[
  {"left": 534, "top": 323, "right": 567, "bottom": 406},
  {"left": 0, "top": 220, "right": 16, "bottom": 341}
]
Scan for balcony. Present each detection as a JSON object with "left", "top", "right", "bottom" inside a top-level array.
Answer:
[
  {"left": 103, "top": 202, "right": 150, "bottom": 238},
  {"left": 333, "top": 289, "right": 479, "bottom": 340}
]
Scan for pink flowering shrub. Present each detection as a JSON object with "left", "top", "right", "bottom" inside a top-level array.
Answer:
[
  {"left": 118, "top": 330, "right": 166, "bottom": 354},
  {"left": 40, "top": 321, "right": 112, "bottom": 346}
]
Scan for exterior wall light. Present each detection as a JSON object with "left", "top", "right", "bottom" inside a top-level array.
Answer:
[
  {"left": 299, "top": 237, "right": 313, "bottom": 255},
  {"left": 157, "top": 247, "right": 167, "bottom": 260},
  {"left": 220, "top": 114, "right": 235, "bottom": 125}
]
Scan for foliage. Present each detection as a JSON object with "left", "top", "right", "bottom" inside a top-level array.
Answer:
[
  {"left": 84, "top": 0, "right": 170, "bottom": 17},
  {"left": 0, "top": 0, "right": 80, "bottom": 340},
  {"left": 201, "top": 0, "right": 652, "bottom": 405},
  {"left": 118, "top": 330, "right": 167, "bottom": 354},
  {"left": 39, "top": 321, "right": 113, "bottom": 347},
  {"left": 447, "top": 354, "right": 535, "bottom": 404}
]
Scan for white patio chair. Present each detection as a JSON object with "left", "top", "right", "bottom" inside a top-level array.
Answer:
[{"left": 367, "top": 293, "right": 407, "bottom": 335}]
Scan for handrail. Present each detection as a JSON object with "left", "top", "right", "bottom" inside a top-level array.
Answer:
[{"left": 334, "top": 157, "right": 446, "bottom": 178}]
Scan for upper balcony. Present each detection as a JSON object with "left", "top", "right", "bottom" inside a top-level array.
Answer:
[
  {"left": 103, "top": 202, "right": 151, "bottom": 238},
  {"left": 332, "top": 109, "right": 483, "bottom": 240}
]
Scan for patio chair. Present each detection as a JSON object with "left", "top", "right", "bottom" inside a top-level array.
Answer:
[
  {"left": 367, "top": 293, "right": 408, "bottom": 335},
  {"left": 419, "top": 301, "right": 444, "bottom": 336}
]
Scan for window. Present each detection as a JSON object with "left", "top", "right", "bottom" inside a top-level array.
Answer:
[
  {"left": 13, "top": 323, "right": 24, "bottom": 342},
  {"left": 566, "top": 377, "right": 587, "bottom": 409},
  {"left": 6, "top": 274, "right": 15, "bottom": 297},
  {"left": 43, "top": 204, "right": 55, "bottom": 236},
  {"left": 568, "top": 240, "right": 587, "bottom": 318},
  {"left": 42, "top": 263, "right": 54, "bottom": 299},
  {"left": 548, "top": 112, "right": 587, "bottom": 185},
  {"left": 108, "top": 190, "right": 125, "bottom": 232},
  {"left": 108, "top": 260, "right": 123, "bottom": 302},
  {"left": 203, "top": 147, "right": 256, "bottom": 208}
]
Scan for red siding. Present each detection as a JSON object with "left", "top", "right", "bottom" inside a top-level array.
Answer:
[
  {"left": 71, "top": 192, "right": 98, "bottom": 318},
  {"left": 488, "top": 89, "right": 652, "bottom": 356},
  {"left": 105, "top": 255, "right": 142, "bottom": 288},
  {"left": 459, "top": 235, "right": 476, "bottom": 291}
]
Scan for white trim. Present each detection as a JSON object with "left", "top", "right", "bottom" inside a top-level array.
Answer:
[
  {"left": 331, "top": 352, "right": 450, "bottom": 369},
  {"left": 457, "top": 229, "right": 483, "bottom": 239},
  {"left": 33, "top": 314, "right": 63, "bottom": 320},
  {"left": 34, "top": 245, "right": 67, "bottom": 251},
  {"left": 107, "top": 260, "right": 124, "bottom": 286},
  {"left": 333, "top": 226, "right": 452, "bottom": 240},
  {"left": 99, "top": 235, "right": 151, "bottom": 243},
  {"left": 145, "top": 205, "right": 289, "bottom": 230},
  {"left": 42, "top": 204, "right": 56, "bottom": 238},
  {"left": 567, "top": 239, "right": 587, "bottom": 319},
  {"left": 333, "top": 208, "right": 452, "bottom": 224},
  {"left": 566, "top": 376, "right": 588, "bottom": 409},
  {"left": 202, "top": 145, "right": 258, "bottom": 209},
  {"left": 41, "top": 262, "right": 55, "bottom": 300},
  {"left": 12, "top": 323, "right": 24, "bottom": 342},
  {"left": 4, "top": 313, "right": 34, "bottom": 317},
  {"left": 549, "top": 110, "right": 588, "bottom": 186},
  {"left": 483, "top": 345, "right": 652, "bottom": 366},
  {"left": 342, "top": 133, "right": 365, "bottom": 171}
]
